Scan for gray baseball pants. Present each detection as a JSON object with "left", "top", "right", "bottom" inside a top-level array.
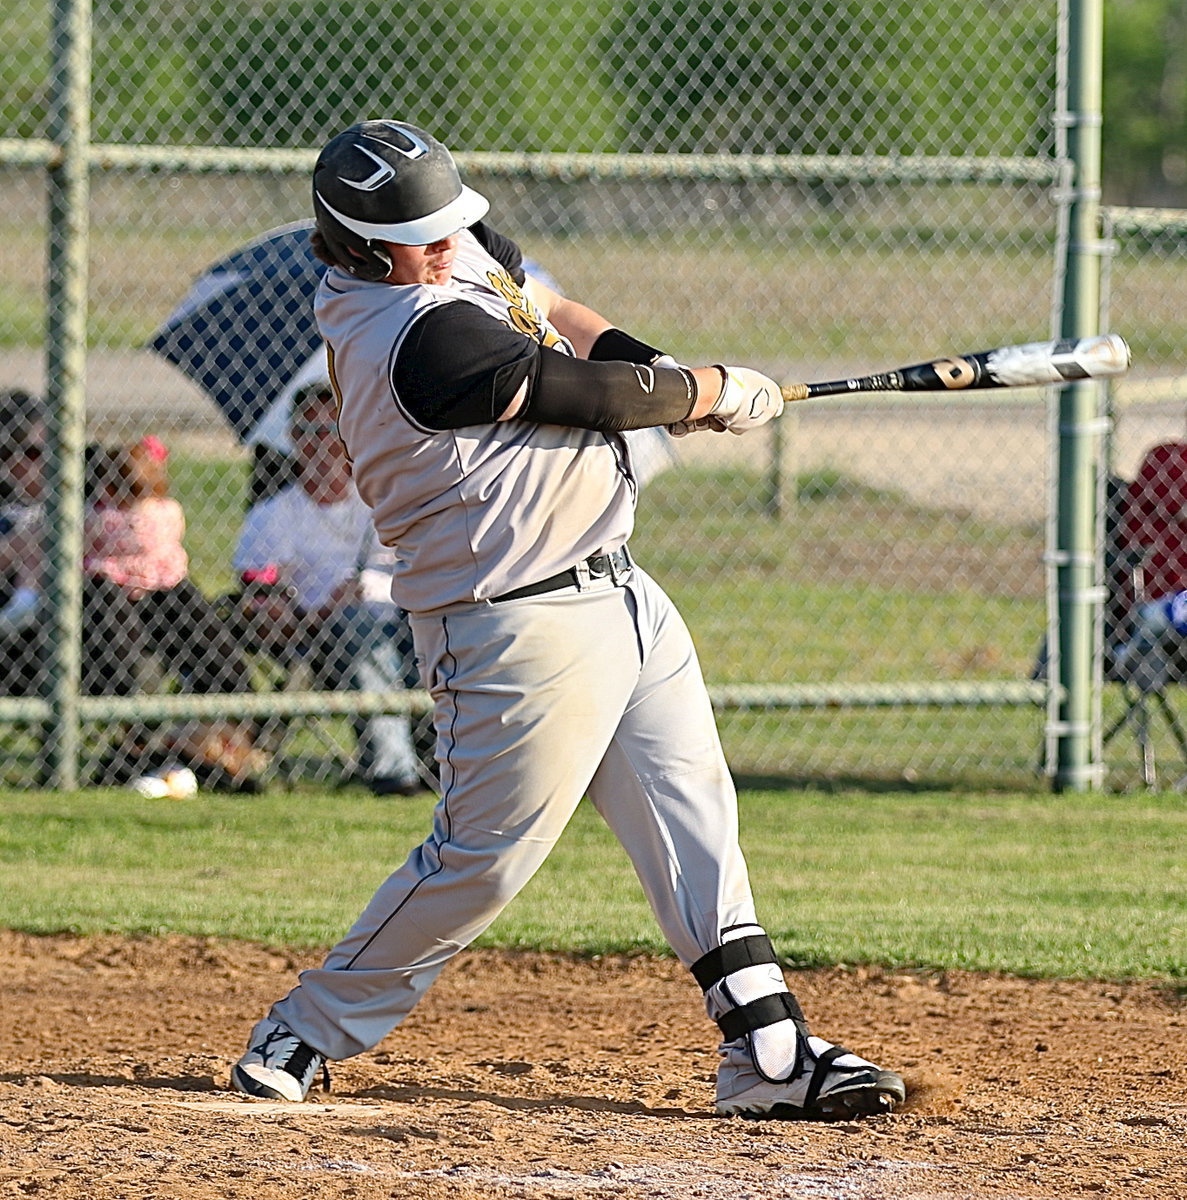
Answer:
[{"left": 269, "top": 565, "right": 759, "bottom": 1059}]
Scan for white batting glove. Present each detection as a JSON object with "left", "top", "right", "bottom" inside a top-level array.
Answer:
[
  {"left": 668, "top": 366, "right": 785, "bottom": 437},
  {"left": 706, "top": 366, "right": 785, "bottom": 434}
]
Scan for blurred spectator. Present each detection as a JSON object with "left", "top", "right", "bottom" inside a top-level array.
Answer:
[
  {"left": 0, "top": 390, "right": 263, "bottom": 787},
  {"left": 82, "top": 436, "right": 255, "bottom": 692},
  {"left": 233, "top": 384, "right": 424, "bottom": 796},
  {"left": 0, "top": 390, "right": 85, "bottom": 697},
  {"left": 0, "top": 389, "right": 47, "bottom": 687},
  {"left": 1, "top": 391, "right": 151, "bottom": 698},
  {"left": 82, "top": 436, "right": 266, "bottom": 788}
]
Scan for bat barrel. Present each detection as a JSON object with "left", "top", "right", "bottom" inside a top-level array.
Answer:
[
  {"left": 779, "top": 333, "right": 1131, "bottom": 403},
  {"left": 981, "top": 333, "right": 1131, "bottom": 388}
]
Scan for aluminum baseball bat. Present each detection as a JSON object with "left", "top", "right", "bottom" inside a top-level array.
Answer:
[{"left": 779, "top": 333, "right": 1131, "bottom": 402}]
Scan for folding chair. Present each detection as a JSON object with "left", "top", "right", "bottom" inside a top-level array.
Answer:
[
  {"left": 1102, "top": 444, "right": 1187, "bottom": 787},
  {"left": 1103, "top": 584, "right": 1187, "bottom": 788}
]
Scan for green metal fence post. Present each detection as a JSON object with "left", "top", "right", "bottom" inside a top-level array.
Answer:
[
  {"left": 1050, "top": 0, "right": 1108, "bottom": 791},
  {"left": 765, "top": 404, "right": 798, "bottom": 519},
  {"left": 44, "top": 0, "right": 91, "bottom": 788}
]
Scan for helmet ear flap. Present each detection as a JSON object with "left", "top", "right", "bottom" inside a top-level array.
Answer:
[
  {"left": 344, "top": 240, "right": 393, "bottom": 283},
  {"left": 314, "top": 200, "right": 393, "bottom": 282}
]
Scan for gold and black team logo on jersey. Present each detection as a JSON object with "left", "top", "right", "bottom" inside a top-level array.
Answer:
[{"left": 486, "top": 269, "right": 565, "bottom": 350}]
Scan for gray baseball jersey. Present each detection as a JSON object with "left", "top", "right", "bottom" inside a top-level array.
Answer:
[{"left": 316, "top": 229, "right": 636, "bottom": 612}]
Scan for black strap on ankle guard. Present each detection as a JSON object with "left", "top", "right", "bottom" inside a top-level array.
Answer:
[
  {"left": 690, "top": 933, "right": 780, "bottom": 991},
  {"left": 716, "top": 991, "right": 808, "bottom": 1043},
  {"left": 804, "top": 1044, "right": 848, "bottom": 1111}
]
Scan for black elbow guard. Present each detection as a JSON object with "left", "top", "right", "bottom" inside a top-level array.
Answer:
[
  {"left": 588, "top": 327, "right": 667, "bottom": 365},
  {"left": 523, "top": 348, "right": 696, "bottom": 432}
]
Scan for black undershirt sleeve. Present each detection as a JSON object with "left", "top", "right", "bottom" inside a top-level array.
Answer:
[
  {"left": 522, "top": 349, "right": 697, "bottom": 431},
  {"left": 587, "top": 327, "right": 667, "bottom": 366},
  {"left": 392, "top": 303, "right": 697, "bottom": 432},
  {"left": 392, "top": 303, "right": 534, "bottom": 429}
]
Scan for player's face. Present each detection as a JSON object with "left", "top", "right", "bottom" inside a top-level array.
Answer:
[{"left": 382, "top": 236, "right": 459, "bottom": 286}]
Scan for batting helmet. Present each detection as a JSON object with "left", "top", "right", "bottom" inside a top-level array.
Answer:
[{"left": 312, "top": 120, "right": 489, "bottom": 281}]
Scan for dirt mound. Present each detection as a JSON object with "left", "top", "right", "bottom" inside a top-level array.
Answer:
[{"left": 0, "top": 930, "right": 1183, "bottom": 1198}]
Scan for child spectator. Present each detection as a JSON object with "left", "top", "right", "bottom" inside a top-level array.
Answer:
[
  {"left": 84, "top": 436, "right": 188, "bottom": 599},
  {"left": 82, "top": 435, "right": 262, "bottom": 786}
]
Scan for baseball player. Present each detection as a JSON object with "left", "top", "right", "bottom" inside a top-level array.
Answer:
[{"left": 231, "top": 120, "right": 906, "bottom": 1121}]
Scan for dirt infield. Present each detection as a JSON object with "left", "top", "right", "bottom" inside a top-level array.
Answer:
[{"left": 1, "top": 931, "right": 1183, "bottom": 1199}]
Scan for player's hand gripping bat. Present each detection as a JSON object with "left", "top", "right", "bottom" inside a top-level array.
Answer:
[{"left": 779, "top": 333, "right": 1130, "bottom": 402}]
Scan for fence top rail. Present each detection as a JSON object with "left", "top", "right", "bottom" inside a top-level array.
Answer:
[
  {"left": 711, "top": 682, "right": 1050, "bottom": 708},
  {"left": 0, "top": 139, "right": 1061, "bottom": 184}
]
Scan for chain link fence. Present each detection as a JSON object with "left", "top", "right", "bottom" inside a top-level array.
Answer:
[{"left": 2, "top": 1, "right": 1181, "bottom": 793}]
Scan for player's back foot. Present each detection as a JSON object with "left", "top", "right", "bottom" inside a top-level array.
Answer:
[
  {"left": 230, "top": 1017, "right": 329, "bottom": 1103},
  {"left": 716, "top": 1035, "right": 905, "bottom": 1121}
]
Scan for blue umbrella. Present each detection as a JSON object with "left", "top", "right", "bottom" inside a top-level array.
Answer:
[{"left": 148, "top": 221, "right": 327, "bottom": 443}]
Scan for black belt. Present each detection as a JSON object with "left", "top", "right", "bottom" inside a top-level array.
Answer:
[{"left": 491, "top": 546, "right": 632, "bottom": 603}]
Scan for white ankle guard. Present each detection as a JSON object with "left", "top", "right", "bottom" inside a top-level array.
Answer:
[{"left": 692, "top": 925, "right": 807, "bottom": 1084}]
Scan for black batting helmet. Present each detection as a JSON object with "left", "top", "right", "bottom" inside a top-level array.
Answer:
[{"left": 312, "top": 120, "right": 489, "bottom": 281}]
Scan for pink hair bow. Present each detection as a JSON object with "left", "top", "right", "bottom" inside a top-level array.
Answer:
[{"left": 140, "top": 435, "right": 168, "bottom": 462}]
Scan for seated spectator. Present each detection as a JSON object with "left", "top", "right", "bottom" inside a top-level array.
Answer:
[
  {"left": 0, "top": 391, "right": 262, "bottom": 787},
  {"left": 1120, "top": 441, "right": 1187, "bottom": 604},
  {"left": 82, "top": 436, "right": 255, "bottom": 699},
  {"left": 1112, "top": 441, "right": 1187, "bottom": 692},
  {"left": 233, "top": 384, "right": 424, "bottom": 796},
  {"left": 86, "top": 435, "right": 265, "bottom": 788},
  {"left": 0, "top": 389, "right": 47, "bottom": 692},
  {"left": 1, "top": 392, "right": 153, "bottom": 699}
]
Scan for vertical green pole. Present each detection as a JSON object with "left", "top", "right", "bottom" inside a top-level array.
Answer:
[
  {"left": 1051, "top": 0, "right": 1107, "bottom": 791},
  {"left": 45, "top": 0, "right": 91, "bottom": 788},
  {"left": 765, "top": 405, "right": 798, "bottom": 519}
]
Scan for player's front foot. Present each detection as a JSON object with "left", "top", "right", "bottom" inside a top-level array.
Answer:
[
  {"left": 230, "top": 1017, "right": 329, "bottom": 1102},
  {"left": 716, "top": 1035, "right": 905, "bottom": 1121},
  {"left": 692, "top": 929, "right": 904, "bottom": 1122}
]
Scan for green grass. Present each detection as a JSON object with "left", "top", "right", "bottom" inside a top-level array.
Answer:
[
  {"left": 633, "top": 467, "right": 1045, "bottom": 684},
  {"left": 719, "top": 705, "right": 1048, "bottom": 791},
  {"left": 0, "top": 786, "right": 1182, "bottom": 980},
  {"left": 167, "top": 449, "right": 250, "bottom": 595}
]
